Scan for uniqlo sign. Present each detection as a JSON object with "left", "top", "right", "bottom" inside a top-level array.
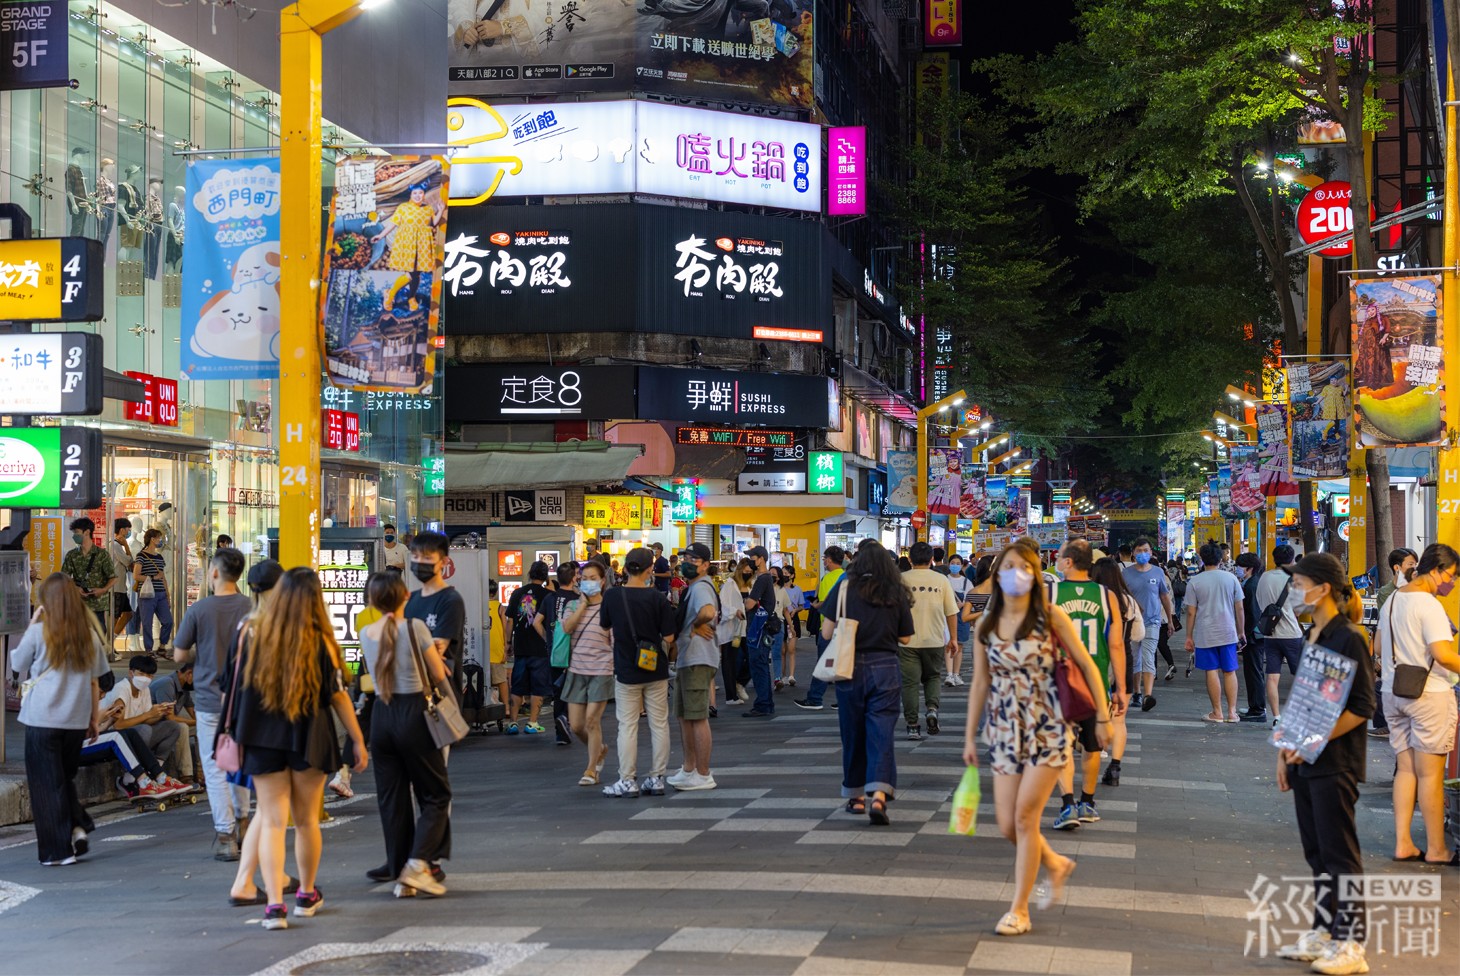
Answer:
[
  {"left": 123, "top": 372, "right": 178, "bottom": 427},
  {"left": 323, "top": 409, "right": 361, "bottom": 452}
]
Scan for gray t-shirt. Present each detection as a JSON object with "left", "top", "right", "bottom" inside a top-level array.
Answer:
[
  {"left": 173, "top": 592, "right": 255, "bottom": 713},
  {"left": 677, "top": 578, "right": 721, "bottom": 669},
  {"left": 360, "top": 617, "right": 435, "bottom": 696},
  {"left": 1185, "top": 568, "right": 1245, "bottom": 648},
  {"left": 1121, "top": 564, "right": 1171, "bottom": 626},
  {"left": 13, "top": 625, "right": 110, "bottom": 730}
]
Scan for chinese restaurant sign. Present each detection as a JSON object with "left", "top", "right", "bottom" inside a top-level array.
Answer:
[
  {"left": 0, "top": 237, "right": 103, "bottom": 322},
  {"left": 0, "top": 332, "right": 103, "bottom": 415},
  {"left": 828, "top": 126, "right": 866, "bottom": 216}
]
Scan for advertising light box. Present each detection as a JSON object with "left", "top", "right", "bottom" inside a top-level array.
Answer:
[
  {"left": 447, "top": 99, "right": 821, "bottom": 212},
  {"left": 0, "top": 426, "right": 103, "bottom": 509},
  {"left": 0, "top": 237, "right": 104, "bottom": 323},
  {"left": 0, "top": 332, "right": 103, "bottom": 415},
  {"left": 442, "top": 204, "right": 826, "bottom": 341}
]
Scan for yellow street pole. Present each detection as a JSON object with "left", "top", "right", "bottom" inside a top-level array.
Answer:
[
  {"left": 915, "top": 389, "right": 966, "bottom": 544},
  {"left": 1438, "top": 73, "right": 1459, "bottom": 620},
  {"left": 1346, "top": 134, "right": 1378, "bottom": 581},
  {"left": 277, "top": 0, "right": 368, "bottom": 569}
]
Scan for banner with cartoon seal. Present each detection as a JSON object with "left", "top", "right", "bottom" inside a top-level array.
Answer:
[
  {"left": 320, "top": 156, "right": 449, "bottom": 394},
  {"left": 180, "top": 159, "right": 283, "bottom": 380}
]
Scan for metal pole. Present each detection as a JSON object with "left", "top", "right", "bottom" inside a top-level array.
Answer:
[{"left": 1437, "top": 70, "right": 1460, "bottom": 621}]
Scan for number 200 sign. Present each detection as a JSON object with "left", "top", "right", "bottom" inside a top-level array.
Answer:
[{"left": 1295, "top": 181, "right": 1375, "bottom": 259}]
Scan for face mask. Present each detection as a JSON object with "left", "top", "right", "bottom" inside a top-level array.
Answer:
[
  {"left": 1293, "top": 589, "right": 1321, "bottom": 617},
  {"left": 1437, "top": 577, "right": 1456, "bottom": 598},
  {"left": 949, "top": 563, "right": 962, "bottom": 573},
  {"left": 410, "top": 561, "right": 437, "bottom": 583},
  {"left": 580, "top": 579, "right": 602, "bottom": 597},
  {"left": 384, "top": 534, "right": 396, "bottom": 544},
  {"left": 131, "top": 674, "right": 153, "bottom": 689},
  {"left": 1134, "top": 552, "right": 1151, "bottom": 566},
  {"left": 998, "top": 566, "right": 1034, "bottom": 597},
  {"left": 680, "top": 562, "right": 699, "bottom": 579},
  {"left": 72, "top": 531, "right": 87, "bottom": 546}
]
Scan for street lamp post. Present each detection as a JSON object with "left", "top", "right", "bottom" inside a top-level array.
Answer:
[
  {"left": 277, "top": 0, "right": 380, "bottom": 568},
  {"left": 915, "top": 388, "right": 966, "bottom": 543}
]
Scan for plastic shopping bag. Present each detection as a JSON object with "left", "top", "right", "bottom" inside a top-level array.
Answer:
[{"left": 947, "top": 765, "right": 981, "bottom": 836}]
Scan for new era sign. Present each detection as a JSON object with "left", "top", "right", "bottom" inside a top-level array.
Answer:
[{"left": 503, "top": 489, "right": 567, "bottom": 522}]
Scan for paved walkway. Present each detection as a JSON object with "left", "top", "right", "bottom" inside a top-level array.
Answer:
[{"left": 0, "top": 645, "right": 1456, "bottom": 975}]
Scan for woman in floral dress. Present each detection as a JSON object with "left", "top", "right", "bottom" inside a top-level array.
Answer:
[{"left": 964, "top": 542, "right": 1109, "bottom": 938}]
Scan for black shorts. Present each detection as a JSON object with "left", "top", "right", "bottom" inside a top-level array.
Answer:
[
  {"left": 1074, "top": 716, "right": 1101, "bottom": 754},
  {"left": 239, "top": 746, "right": 314, "bottom": 777},
  {"left": 114, "top": 593, "right": 132, "bottom": 616},
  {"left": 511, "top": 656, "right": 553, "bottom": 698}
]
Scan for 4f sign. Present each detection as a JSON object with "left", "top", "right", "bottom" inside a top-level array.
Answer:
[
  {"left": 0, "top": 2, "right": 70, "bottom": 91},
  {"left": 0, "top": 237, "right": 104, "bottom": 321}
]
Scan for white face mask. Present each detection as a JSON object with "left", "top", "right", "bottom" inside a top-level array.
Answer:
[
  {"left": 580, "top": 579, "right": 602, "bottom": 597},
  {"left": 998, "top": 565, "right": 1034, "bottom": 597},
  {"left": 131, "top": 674, "right": 153, "bottom": 689}
]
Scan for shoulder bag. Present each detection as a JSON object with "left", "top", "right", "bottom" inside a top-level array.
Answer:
[
  {"left": 1051, "top": 626, "right": 1098, "bottom": 723},
  {"left": 1386, "top": 599, "right": 1431, "bottom": 700},
  {"left": 213, "top": 625, "right": 247, "bottom": 774},
  {"left": 408, "top": 620, "right": 469, "bottom": 747},
  {"left": 622, "top": 587, "right": 664, "bottom": 672},
  {"left": 812, "top": 581, "right": 859, "bottom": 683},
  {"left": 550, "top": 596, "right": 577, "bottom": 669},
  {"left": 1255, "top": 573, "right": 1292, "bottom": 638}
]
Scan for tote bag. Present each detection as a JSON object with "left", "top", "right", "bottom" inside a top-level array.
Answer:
[{"left": 812, "top": 581, "right": 858, "bottom": 682}]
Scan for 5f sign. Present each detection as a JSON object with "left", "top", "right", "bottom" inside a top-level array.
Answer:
[{"left": 0, "top": 2, "right": 70, "bottom": 91}]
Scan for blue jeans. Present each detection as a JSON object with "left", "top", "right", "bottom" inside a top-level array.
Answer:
[
  {"left": 836, "top": 652, "right": 900, "bottom": 799},
  {"left": 804, "top": 632, "right": 830, "bottom": 705},
  {"left": 137, "top": 590, "right": 173, "bottom": 651},
  {"left": 747, "top": 629, "right": 776, "bottom": 713},
  {"left": 771, "top": 631, "right": 785, "bottom": 682}
]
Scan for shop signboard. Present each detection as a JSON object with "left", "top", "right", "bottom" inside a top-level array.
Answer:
[
  {"left": 0, "top": 0, "right": 69, "bottom": 90},
  {"left": 743, "top": 435, "right": 808, "bottom": 469},
  {"left": 0, "top": 332, "right": 102, "bottom": 415},
  {"left": 1351, "top": 275, "right": 1445, "bottom": 448},
  {"left": 498, "top": 550, "right": 524, "bottom": 577},
  {"left": 828, "top": 126, "right": 866, "bottom": 216},
  {"left": 446, "top": 2, "right": 815, "bottom": 111},
  {"left": 0, "top": 237, "right": 103, "bottom": 322},
  {"left": 737, "top": 471, "right": 806, "bottom": 493},
  {"left": 320, "top": 546, "right": 372, "bottom": 676},
  {"left": 638, "top": 366, "right": 833, "bottom": 427},
  {"left": 584, "top": 494, "right": 645, "bottom": 529},
  {"left": 808, "top": 450, "right": 842, "bottom": 494},
  {"left": 320, "top": 156, "right": 449, "bottom": 394},
  {"left": 180, "top": 159, "right": 283, "bottom": 380},
  {"left": 924, "top": 0, "right": 962, "bottom": 46},
  {"left": 866, "top": 467, "right": 887, "bottom": 514},
  {"left": 0, "top": 426, "right": 102, "bottom": 508},
  {"left": 422, "top": 456, "right": 446, "bottom": 496},
  {"left": 322, "top": 409, "right": 362, "bottom": 453},
  {"left": 442, "top": 204, "right": 827, "bottom": 341},
  {"left": 670, "top": 483, "right": 697, "bottom": 522},
  {"left": 503, "top": 489, "right": 567, "bottom": 522},
  {"left": 676, "top": 426, "right": 795, "bottom": 448},
  {"left": 445, "top": 364, "right": 637, "bottom": 422},
  {"left": 123, "top": 371, "right": 179, "bottom": 427},
  {"left": 24, "top": 515, "right": 62, "bottom": 580}
]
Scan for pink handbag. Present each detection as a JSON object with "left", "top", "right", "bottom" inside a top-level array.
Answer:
[{"left": 213, "top": 627, "right": 246, "bottom": 774}]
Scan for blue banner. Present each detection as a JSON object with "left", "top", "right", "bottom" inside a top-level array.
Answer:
[
  {"left": 180, "top": 159, "right": 282, "bottom": 380},
  {"left": 884, "top": 450, "right": 918, "bottom": 514}
]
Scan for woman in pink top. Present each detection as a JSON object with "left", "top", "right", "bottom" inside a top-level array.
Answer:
[{"left": 562, "top": 561, "right": 614, "bottom": 786}]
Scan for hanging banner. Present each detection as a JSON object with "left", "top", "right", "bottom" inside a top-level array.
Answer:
[
  {"left": 1255, "top": 401, "right": 1299, "bottom": 499},
  {"left": 1351, "top": 275, "right": 1445, "bottom": 448},
  {"left": 180, "top": 159, "right": 282, "bottom": 379},
  {"left": 1226, "top": 445, "right": 1266, "bottom": 515},
  {"left": 959, "top": 476, "right": 986, "bottom": 519},
  {"left": 321, "top": 156, "right": 449, "bottom": 393},
  {"left": 928, "top": 446, "right": 961, "bottom": 516},
  {"left": 885, "top": 450, "right": 918, "bottom": 514},
  {"left": 1263, "top": 362, "right": 1289, "bottom": 404},
  {"left": 1289, "top": 359, "right": 1352, "bottom": 478},
  {"left": 828, "top": 126, "right": 866, "bottom": 216},
  {"left": 1165, "top": 500, "right": 1186, "bottom": 554}
]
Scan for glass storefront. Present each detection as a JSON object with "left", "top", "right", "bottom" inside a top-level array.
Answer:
[{"left": 0, "top": 3, "right": 445, "bottom": 619}]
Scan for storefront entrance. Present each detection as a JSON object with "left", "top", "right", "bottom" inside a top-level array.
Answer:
[{"left": 107, "top": 442, "right": 212, "bottom": 616}]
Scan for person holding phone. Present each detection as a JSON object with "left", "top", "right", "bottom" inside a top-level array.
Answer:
[{"left": 101, "top": 654, "right": 190, "bottom": 793}]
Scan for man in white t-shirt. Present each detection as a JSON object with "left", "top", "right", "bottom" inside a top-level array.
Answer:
[
  {"left": 1374, "top": 544, "right": 1460, "bottom": 863},
  {"left": 901, "top": 542, "right": 959, "bottom": 740},
  {"left": 1183, "top": 543, "right": 1247, "bottom": 723},
  {"left": 381, "top": 523, "right": 407, "bottom": 571},
  {"left": 1254, "top": 544, "right": 1306, "bottom": 724},
  {"left": 102, "top": 654, "right": 186, "bottom": 782}
]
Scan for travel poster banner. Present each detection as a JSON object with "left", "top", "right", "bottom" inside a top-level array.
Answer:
[
  {"left": 321, "top": 156, "right": 449, "bottom": 393},
  {"left": 960, "top": 475, "right": 986, "bottom": 519},
  {"left": 1225, "top": 446, "right": 1265, "bottom": 515},
  {"left": 1351, "top": 275, "right": 1445, "bottom": 448},
  {"left": 885, "top": 450, "right": 917, "bottom": 514},
  {"left": 928, "top": 446, "right": 961, "bottom": 515},
  {"left": 1255, "top": 402, "right": 1299, "bottom": 500},
  {"left": 180, "top": 159, "right": 282, "bottom": 379},
  {"left": 1289, "top": 359, "right": 1352, "bottom": 478}
]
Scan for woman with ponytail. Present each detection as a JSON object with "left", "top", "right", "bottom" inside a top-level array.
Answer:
[
  {"left": 1273, "top": 553, "right": 1375, "bottom": 976},
  {"left": 360, "top": 571, "right": 453, "bottom": 898}
]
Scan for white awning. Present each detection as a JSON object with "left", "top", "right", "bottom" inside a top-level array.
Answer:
[{"left": 445, "top": 443, "right": 643, "bottom": 492}]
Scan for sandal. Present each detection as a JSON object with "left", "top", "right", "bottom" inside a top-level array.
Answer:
[
  {"left": 845, "top": 797, "right": 866, "bottom": 815},
  {"left": 328, "top": 779, "right": 354, "bottom": 799},
  {"left": 578, "top": 771, "right": 600, "bottom": 787},
  {"left": 1202, "top": 712, "right": 1225, "bottom": 723},
  {"left": 994, "top": 912, "right": 1031, "bottom": 936},
  {"left": 868, "top": 793, "right": 890, "bottom": 826}
]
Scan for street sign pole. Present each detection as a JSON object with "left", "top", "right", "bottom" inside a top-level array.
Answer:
[{"left": 1437, "top": 70, "right": 1459, "bottom": 622}]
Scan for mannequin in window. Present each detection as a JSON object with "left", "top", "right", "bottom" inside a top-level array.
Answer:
[
  {"left": 66, "top": 147, "right": 92, "bottom": 237},
  {"left": 118, "top": 165, "right": 144, "bottom": 258},
  {"left": 165, "top": 186, "right": 185, "bottom": 272},
  {"left": 96, "top": 158, "right": 118, "bottom": 252},
  {"left": 144, "top": 178, "right": 165, "bottom": 280}
]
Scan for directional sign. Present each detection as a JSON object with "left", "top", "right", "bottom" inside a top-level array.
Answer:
[
  {"left": 0, "top": 426, "right": 103, "bottom": 509},
  {"left": 0, "top": 332, "right": 103, "bottom": 415},
  {"left": 0, "top": 237, "right": 104, "bottom": 322},
  {"left": 737, "top": 471, "right": 807, "bottom": 493},
  {"left": 0, "top": 1, "right": 70, "bottom": 91}
]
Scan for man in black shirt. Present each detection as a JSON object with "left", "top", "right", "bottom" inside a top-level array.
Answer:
[
  {"left": 505, "top": 561, "right": 553, "bottom": 735},
  {"left": 405, "top": 532, "right": 466, "bottom": 701},
  {"left": 650, "top": 542, "right": 672, "bottom": 594},
  {"left": 599, "top": 547, "right": 677, "bottom": 797},
  {"left": 742, "top": 545, "right": 779, "bottom": 718},
  {"left": 1235, "top": 552, "right": 1267, "bottom": 723}
]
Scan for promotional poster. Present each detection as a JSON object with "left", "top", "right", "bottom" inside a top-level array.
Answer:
[
  {"left": 1288, "top": 359, "right": 1352, "bottom": 478},
  {"left": 1351, "top": 275, "right": 1445, "bottom": 448},
  {"left": 959, "top": 475, "right": 986, "bottom": 520},
  {"left": 180, "top": 159, "right": 283, "bottom": 380},
  {"left": 885, "top": 450, "right": 918, "bottom": 514},
  {"left": 928, "top": 446, "right": 960, "bottom": 516},
  {"left": 320, "top": 156, "right": 449, "bottom": 393},
  {"left": 1254, "top": 401, "right": 1299, "bottom": 499}
]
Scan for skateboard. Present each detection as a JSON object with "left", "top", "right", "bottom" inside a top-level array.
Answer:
[{"left": 129, "top": 786, "right": 201, "bottom": 813}]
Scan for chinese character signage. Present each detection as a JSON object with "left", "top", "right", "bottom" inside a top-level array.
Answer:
[
  {"left": 446, "top": 2, "right": 815, "bottom": 111},
  {"left": 422, "top": 456, "right": 446, "bottom": 496},
  {"left": 924, "top": 0, "right": 962, "bottom": 46},
  {"left": 637, "top": 366, "right": 834, "bottom": 427},
  {"left": 180, "top": 159, "right": 283, "bottom": 380},
  {"left": 445, "top": 364, "right": 638, "bottom": 423},
  {"left": 584, "top": 494, "right": 646, "bottom": 529},
  {"left": 319, "top": 547, "right": 372, "bottom": 675},
  {"left": 808, "top": 451, "right": 843, "bottom": 494},
  {"left": 320, "top": 156, "right": 449, "bottom": 394},
  {"left": 1272, "top": 642, "right": 1357, "bottom": 763},
  {"left": 0, "top": 237, "right": 103, "bottom": 322},
  {"left": 1254, "top": 403, "right": 1298, "bottom": 500},
  {"left": 446, "top": 100, "right": 819, "bottom": 212},
  {"left": 676, "top": 426, "right": 795, "bottom": 447},
  {"left": 1289, "top": 360, "right": 1352, "bottom": 478},
  {"left": 866, "top": 467, "right": 887, "bottom": 514},
  {"left": 0, "top": 332, "right": 102, "bottom": 415},
  {"left": 827, "top": 126, "right": 865, "bottom": 216},
  {"left": 0, "top": 1, "right": 69, "bottom": 91},
  {"left": 670, "top": 483, "right": 697, "bottom": 522},
  {"left": 443, "top": 204, "right": 826, "bottom": 341},
  {"left": 1351, "top": 276, "right": 1445, "bottom": 448},
  {"left": 0, "top": 426, "right": 102, "bottom": 509}
]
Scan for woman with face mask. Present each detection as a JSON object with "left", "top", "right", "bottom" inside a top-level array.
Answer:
[
  {"left": 1373, "top": 543, "right": 1460, "bottom": 868},
  {"left": 720, "top": 558, "right": 756, "bottom": 703},
  {"left": 1273, "top": 553, "right": 1377, "bottom": 975},
  {"left": 945, "top": 555, "right": 972, "bottom": 688},
  {"left": 964, "top": 543, "right": 1110, "bottom": 938},
  {"left": 133, "top": 529, "right": 173, "bottom": 657},
  {"left": 562, "top": 561, "right": 614, "bottom": 786}
]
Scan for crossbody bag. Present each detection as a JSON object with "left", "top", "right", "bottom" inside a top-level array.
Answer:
[
  {"left": 622, "top": 587, "right": 665, "bottom": 672},
  {"left": 407, "top": 620, "right": 469, "bottom": 747},
  {"left": 1387, "top": 598, "right": 1432, "bottom": 700}
]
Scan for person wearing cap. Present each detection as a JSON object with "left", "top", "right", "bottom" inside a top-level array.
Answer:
[
  {"left": 598, "top": 546, "right": 677, "bottom": 797},
  {"left": 667, "top": 543, "right": 720, "bottom": 791},
  {"left": 741, "top": 545, "right": 780, "bottom": 718}
]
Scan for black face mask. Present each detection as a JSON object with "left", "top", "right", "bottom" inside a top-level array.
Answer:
[
  {"left": 410, "top": 561, "right": 437, "bottom": 583},
  {"left": 680, "top": 562, "right": 699, "bottom": 579}
]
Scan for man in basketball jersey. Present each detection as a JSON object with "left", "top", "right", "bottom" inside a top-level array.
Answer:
[{"left": 1047, "top": 539, "right": 1128, "bottom": 830}]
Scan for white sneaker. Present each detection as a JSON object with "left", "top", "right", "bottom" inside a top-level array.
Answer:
[
  {"left": 665, "top": 768, "right": 695, "bottom": 788},
  {"left": 1310, "top": 940, "right": 1367, "bottom": 975},
  {"left": 1277, "top": 930, "right": 1332, "bottom": 962},
  {"left": 943, "top": 677, "right": 956, "bottom": 687},
  {"left": 676, "top": 771, "right": 717, "bottom": 792},
  {"left": 397, "top": 858, "right": 446, "bottom": 897}
]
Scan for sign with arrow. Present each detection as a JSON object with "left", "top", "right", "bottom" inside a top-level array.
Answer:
[{"left": 737, "top": 471, "right": 806, "bottom": 493}]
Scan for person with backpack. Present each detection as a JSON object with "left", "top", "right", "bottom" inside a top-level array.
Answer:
[
  {"left": 1255, "top": 545, "right": 1305, "bottom": 727},
  {"left": 534, "top": 562, "right": 580, "bottom": 745},
  {"left": 667, "top": 543, "right": 720, "bottom": 791},
  {"left": 503, "top": 561, "right": 553, "bottom": 735}
]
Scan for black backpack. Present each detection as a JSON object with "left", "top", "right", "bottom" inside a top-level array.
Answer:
[
  {"left": 1255, "top": 572, "right": 1292, "bottom": 638},
  {"left": 460, "top": 661, "right": 486, "bottom": 711}
]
